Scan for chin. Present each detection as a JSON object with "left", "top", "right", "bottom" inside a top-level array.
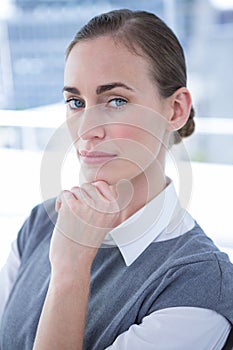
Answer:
[
  {"left": 79, "top": 173, "right": 119, "bottom": 186},
  {"left": 79, "top": 156, "right": 146, "bottom": 184},
  {"left": 79, "top": 168, "right": 113, "bottom": 185},
  {"left": 79, "top": 166, "right": 143, "bottom": 187}
]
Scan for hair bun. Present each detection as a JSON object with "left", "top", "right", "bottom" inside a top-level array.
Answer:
[{"left": 177, "top": 105, "right": 195, "bottom": 141}]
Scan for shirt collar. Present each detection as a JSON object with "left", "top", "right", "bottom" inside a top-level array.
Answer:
[{"left": 102, "top": 178, "right": 182, "bottom": 266}]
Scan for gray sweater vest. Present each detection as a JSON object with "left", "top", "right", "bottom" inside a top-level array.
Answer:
[{"left": 1, "top": 198, "right": 233, "bottom": 350}]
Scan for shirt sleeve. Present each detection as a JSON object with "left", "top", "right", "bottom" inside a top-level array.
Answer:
[
  {"left": 0, "top": 239, "right": 20, "bottom": 326},
  {"left": 105, "top": 307, "right": 231, "bottom": 350}
]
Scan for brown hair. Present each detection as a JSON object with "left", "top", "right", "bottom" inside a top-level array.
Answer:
[{"left": 66, "top": 9, "right": 195, "bottom": 143}]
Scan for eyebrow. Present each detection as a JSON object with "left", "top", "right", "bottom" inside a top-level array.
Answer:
[
  {"left": 96, "top": 82, "right": 134, "bottom": 95},
  {"left": 62, "top": 86, "right": 81, "bottom": 94},
  {"left": 62, "top": 82, "right": 135, "bottom": 95}
]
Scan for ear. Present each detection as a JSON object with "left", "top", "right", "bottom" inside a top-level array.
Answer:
[{"left": 167, "top": 87, "right": 192, "bottom": 131}]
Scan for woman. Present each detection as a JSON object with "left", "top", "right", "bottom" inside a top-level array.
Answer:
[{"left": 0, "top": 9, "right": 233, "bottom": 350}]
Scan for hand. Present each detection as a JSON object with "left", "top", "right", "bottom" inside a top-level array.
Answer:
[{"left": 49, "top": 181, "right": 120, "bottom": 272}]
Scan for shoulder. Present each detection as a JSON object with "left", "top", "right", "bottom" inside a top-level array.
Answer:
[
  {"left": 145, "top": 224, "right": 233, "bottom": 323},
  {"left": 162, "top": 222, "right": 233, "bottom": 293}
]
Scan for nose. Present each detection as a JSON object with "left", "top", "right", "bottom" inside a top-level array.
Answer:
[{"left": 77, "top": 106, "right": 106, "bottom": 140}]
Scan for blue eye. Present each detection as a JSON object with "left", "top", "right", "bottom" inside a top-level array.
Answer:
[
  {"left": 108, "top": 98, "right": 127, "bottom": 108},
  {"left": 65, "top": 98, "right": 85, "bottom": 109}
]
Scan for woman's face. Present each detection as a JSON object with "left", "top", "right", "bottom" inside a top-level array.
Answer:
[{"left": 63, "top": 36, "right": 171, "bottom": 185}]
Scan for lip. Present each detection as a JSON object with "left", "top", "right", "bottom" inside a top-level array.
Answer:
[{"left": 79, "top": 150, "right": 117, "bottom": 164}]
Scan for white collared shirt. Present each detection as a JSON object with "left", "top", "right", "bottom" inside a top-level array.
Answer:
[
  {"left": 103, "top": 178, "right": 194, "bottom": 266},
  {"left": 0, "top": 180, "right": 231, "bottom": 349}
]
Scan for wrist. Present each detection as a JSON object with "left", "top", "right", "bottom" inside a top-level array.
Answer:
[
  {"left": 50, "top": 228, "right": 98, "bottom": 265},
  {"left": 50, "top": 260, "right": 92, "bottom": 292}
]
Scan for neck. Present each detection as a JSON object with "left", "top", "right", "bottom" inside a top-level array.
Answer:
[{"left": 112, "top": 159, "right": 167, "bottom": 225}]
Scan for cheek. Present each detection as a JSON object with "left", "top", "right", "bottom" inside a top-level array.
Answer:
[
  {"left": 108, "top": 124, "right": 144, "bottom": 141},
  {"left": 108, "top": 107, "right": 167, "bottom": 147},
  {"left": 108, "top": 125, "right": 162, "bottom": 168},
  {"left": 108, "top": 124, "right": 161, "bottom": 153}
]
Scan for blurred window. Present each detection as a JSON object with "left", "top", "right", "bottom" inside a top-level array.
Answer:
[{"left": 0, "top": 0, "right": 232, "bottom": 164}]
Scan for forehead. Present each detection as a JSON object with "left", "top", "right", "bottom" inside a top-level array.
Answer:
[{"left": 64, "top": 36, "right": 151, "bottom": 88}]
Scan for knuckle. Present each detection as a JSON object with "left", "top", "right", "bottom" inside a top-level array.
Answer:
[{"left": 70, "top": 186, "right": 80, "bottom": 194}]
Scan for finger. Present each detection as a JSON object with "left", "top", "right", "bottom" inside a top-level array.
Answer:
[
  {"left": 81, "top": 182, "right": 116, "bottom": 204},
  {"left": 55, "top": 198, "right": 61, "bottom": 212},
  {"left": 80, "top": 183, "right": 110, "bottom": 213},
  {"left": 80, "top": 182, "right": 119, "bottom": 215},
  {"left": 70, "top": 185, "right": 94, "bottom": 205},
  {"left": 78, "top": 183, "right": 101, "bottom": 209},
  {"left": 80, "top": 183, "right": 102, "bottom": 201},
  {"left": 55, "top": 192, "right": 63, "bottom": 212},
  {"left": 60, "top": 190, "right": 78, "bottom": 212},
  {"left": 93, "top": 181, "right": 117, "bottom": 201},
  {"left": 70, "top": 186, "right": 83, "bottom": 201}
]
